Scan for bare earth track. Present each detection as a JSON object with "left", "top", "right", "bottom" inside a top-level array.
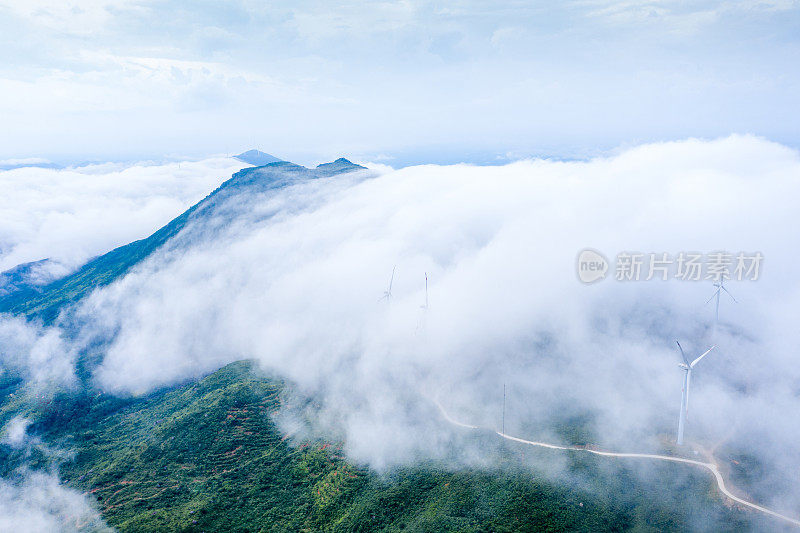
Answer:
[{"left": 434, "top": 399, "right": 800, "bottom": 529}]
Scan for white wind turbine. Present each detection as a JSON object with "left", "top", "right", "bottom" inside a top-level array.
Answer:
[
  {"left": 379, "top": 266, "right": 396, "bottom": 302},
  {"left": 414, "top": 272, "right": 430, "bottom": 336},
  {"left": 421, "top": 272, "right": 429, "bottom": 310},
  {"left": 675, "top": 341, "right": 716, "bottom": 446},
  {"left": 706, "top": 278, "right": 736, "bottom": 324}
]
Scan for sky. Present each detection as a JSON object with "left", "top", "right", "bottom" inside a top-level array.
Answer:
[{"left": 0, "top": 1, "right": 798, "bottom": 165}]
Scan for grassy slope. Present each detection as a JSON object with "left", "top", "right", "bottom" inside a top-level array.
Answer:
[{"left": 15, "top": 361, "right": 751, "bottom": 533}]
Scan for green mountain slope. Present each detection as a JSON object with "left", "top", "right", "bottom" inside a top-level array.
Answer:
[
  {"left": 14, "top": 361, "right": 753, "bottom": 532},
  {"left": 0, "top": 159, "right": 366, "bottom": 323}
]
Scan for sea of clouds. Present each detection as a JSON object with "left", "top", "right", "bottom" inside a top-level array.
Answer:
[
  {"left": 0, "top": 156, "right": 247, "bottom": 277},
  {"left": 3, "top": 135, "right": 800, "bottom": 520}
]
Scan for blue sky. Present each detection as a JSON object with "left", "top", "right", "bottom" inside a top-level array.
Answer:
[{"left": 0, "top": 0, "right": 798, "bottom": 165}]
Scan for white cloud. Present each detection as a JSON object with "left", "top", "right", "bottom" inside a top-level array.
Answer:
[
  {"left": 2, "top": 416, "right": 32, "bottom": 447},
  {"left": 289, "top": 1, "right": 421, "bottom": 43},
  {"left": 0, "top": 0, "right": 145, "bottom": 35},
  {"left": 0, "top": 470, "right": 112, "bottom": 533},
  {"left": 45, "top": 136, "right": 800, "bottom": 512},
  {"left": 0, "top": 156, "right": 246, "bottom": 274},
  {"left": 0, "top": 315, "right": 75, "bottom": 386},
  {"left": 1, "top": 1, "right": 799, "bottom": 160}
]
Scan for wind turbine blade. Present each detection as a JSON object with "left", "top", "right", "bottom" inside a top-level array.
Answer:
[
  {"left": 721, "top": 285, "right": 737, "bottom": 303},
  {"left": 705, "top": 288, "right": 720, "bottom": 305},
  {"left": 388, "top": 265, "right": 396, "bottom": 292},
  {"left": 690, "top": 345, "right": 716, "bottom": 368},
  {"left": 676, "top": 340, "right": 690, "bottom": 366}
]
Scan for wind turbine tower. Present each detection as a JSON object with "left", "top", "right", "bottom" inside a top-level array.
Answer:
[
  {"left": 707, "top": 278, "right": 737, "bottom": 324},
  {"left": 676, "top": 341, "right": 716, "bottom": 446},
  {"left": 421, "top": 272, "right": 429, "bottom": 310},
  {"left": 380, "top": 266, "right": 396, "bottom": 302}
]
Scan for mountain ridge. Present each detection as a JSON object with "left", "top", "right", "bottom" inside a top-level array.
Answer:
[
  {"left": 234, "top": 149, "right": 282, "bottom": 166},
  {"left": 0, "top": 158, "right": 367, "bottom": 322}
]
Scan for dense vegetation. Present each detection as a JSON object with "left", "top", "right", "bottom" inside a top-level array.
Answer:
[{"left": 0, "top": 361, "right": 758, "bottom": 532}]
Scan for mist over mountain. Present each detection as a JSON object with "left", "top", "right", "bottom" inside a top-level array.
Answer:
[
  {"left": 0, "top": 259, "right": 66, "bottom": 298},
  {"left": 0, "top": 157, "right": 246, "bottom": 281},
  {"left": 1, "top": 137, "right": 800, "bottom": 531},
  {"left": 3, "top": 0, "right": 798, "bottom": 529}
]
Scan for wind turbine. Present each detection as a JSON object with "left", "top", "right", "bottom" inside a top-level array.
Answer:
[
  {"left": 379, "top": 266, "right": 396, "bottom": 302},
  {"left": 421, "top": 272, "right": 429, "bottom": 310},
  {"left": 675, "top": 341, "right": 716, "bottom": 446},
  {"left": 706, "top": 278, "right": 736, "bottom": 324},
  {"left": 414, "top": 273, "right": 430, "bottom": 336}
]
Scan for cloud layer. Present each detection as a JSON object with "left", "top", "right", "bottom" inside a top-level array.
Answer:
[
  {"left": 3, "top": 135, "right": 800, "bottom": 517},
  {"left": 25, "top": 135, "right": 791, "bottom": 514},
  {"left": 0, "top": 157, "right": 246, "bottom": 275}
]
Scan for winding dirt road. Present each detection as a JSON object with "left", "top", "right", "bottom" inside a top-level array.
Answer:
[{"left": 434, "top": 399, "right": 800, "bottom": 528}]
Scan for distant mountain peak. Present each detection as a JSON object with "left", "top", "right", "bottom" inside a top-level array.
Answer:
[
  {"left": 315, "top": 158, "right": 366, "bottom": 175},
  {"left": 234, "top": 149, "right": 282, "bottom": 166}
]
